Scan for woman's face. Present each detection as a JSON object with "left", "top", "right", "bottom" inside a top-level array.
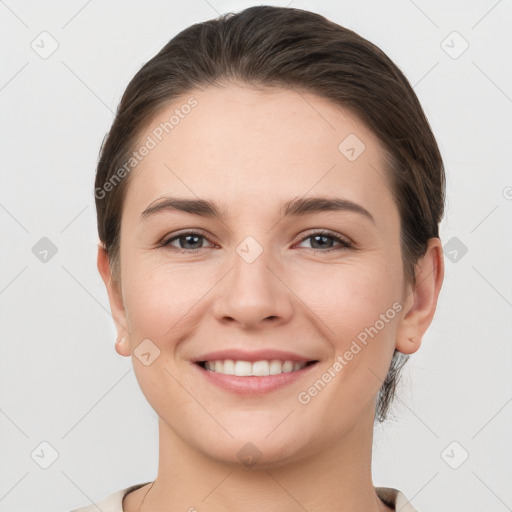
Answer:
[{"left": 105, "top": 85, "right": 418, "bottom": 466}]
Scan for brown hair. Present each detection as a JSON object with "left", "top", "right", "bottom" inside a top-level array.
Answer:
[{"left": 94, "top": 5, "right": 445, "bottom": 422}]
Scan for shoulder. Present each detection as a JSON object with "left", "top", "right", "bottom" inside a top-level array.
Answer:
[
  {"left": 69, "top": 488, "right": 125, "bottom": 512},
  {"left": 69, "top": 482, "right": 151, "bottom": 512},
  {"left": 375, "top": 486, "right": 421, "bottom": 512}
]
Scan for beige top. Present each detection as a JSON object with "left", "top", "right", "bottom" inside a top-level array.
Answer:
[{"left": 70, "top": 482, "right": 420, "bottom": 511}]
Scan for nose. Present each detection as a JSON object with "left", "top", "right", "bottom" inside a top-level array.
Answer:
[{"left": 213, "top": 247, "right": 294, "bottom": 330}]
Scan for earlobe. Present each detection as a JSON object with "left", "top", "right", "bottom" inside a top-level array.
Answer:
[
  {"left": 115, "top": 336, "right": 131, "bottom": 357},
  {"left": 396, "top": 336, "right": 421, "bottom": 355},
  {"left": 395, "top": 238, "right": 445, "bottom": 354}
]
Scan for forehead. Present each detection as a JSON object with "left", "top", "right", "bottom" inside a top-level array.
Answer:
[{"left": 124, "top": 84, "right": 397, "bottom": 228}]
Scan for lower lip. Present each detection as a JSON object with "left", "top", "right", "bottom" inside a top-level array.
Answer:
[{"left": 194, "top": 362, "right": 318, "bottom": 395}]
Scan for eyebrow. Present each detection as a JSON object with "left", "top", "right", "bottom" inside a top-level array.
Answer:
[{"left": 140, "top": 195, "right": 375, "bottom": 224}]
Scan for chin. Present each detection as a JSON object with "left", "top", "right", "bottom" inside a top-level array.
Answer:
[
  {"left": 208, "top": 436, "right": 307, "bottom": 470},
  {"left": 172, "top": 414, "right": 308, "bottom": 469}
]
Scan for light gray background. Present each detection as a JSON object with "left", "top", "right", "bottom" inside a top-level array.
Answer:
[{"left": 1, "top": 1, "right": 511, "bottom": 511}]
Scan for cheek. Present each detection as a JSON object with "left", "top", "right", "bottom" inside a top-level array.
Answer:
[
  {"left": 290, "top": 255, "right": 403, "bottom": 344},
  {"left": 292, "top": 261, "right": 402, "bottom": 412},
  {"left": 121, "top": 262, "right": 210, "bottom": 411},
  {"left": 122, "top": 259, "right": 215, "bottom": 340}
]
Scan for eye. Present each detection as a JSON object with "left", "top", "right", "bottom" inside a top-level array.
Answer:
[
  {"left": 160, "top": 229, "right": 353, "bottom": 254},
  {"left": 160, "top": 231, "right": 215, "bottom": 253},
  {"left": 295, "top": 230, "right": 353, "bottom": 251}
]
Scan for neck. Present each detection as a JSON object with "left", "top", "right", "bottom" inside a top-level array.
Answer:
[{"left": 130, "top": 411, "right": 390, "bottom": 512}]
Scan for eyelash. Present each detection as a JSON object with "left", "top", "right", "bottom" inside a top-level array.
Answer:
[{"left": 159, "top": 229, "right": 353, "bottom": 254}]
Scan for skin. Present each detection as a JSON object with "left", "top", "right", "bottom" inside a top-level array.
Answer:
[{"left": 98, "top": 84, "right": 444, "bottom": 512}]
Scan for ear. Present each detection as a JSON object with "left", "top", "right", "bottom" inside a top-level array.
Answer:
[
  {"left": 395, "top": 237, "right": 445, "bottom": 354},
  {"left": 97, "top": 244, "right": 131, "bottom": 357}
]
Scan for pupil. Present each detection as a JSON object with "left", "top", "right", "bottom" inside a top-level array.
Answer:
[
  {"left": 182, "top": 235, "right": 201, "bottom": 249},
  {"left": 312, "top": 235, "right": 331, "bottom": 248}
]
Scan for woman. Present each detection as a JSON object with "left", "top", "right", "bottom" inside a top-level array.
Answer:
[{"left": 75, "top": 5, "right": 445, "bottom": 511}]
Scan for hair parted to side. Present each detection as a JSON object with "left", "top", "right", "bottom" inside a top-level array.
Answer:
[{"left": 94, "top": 5, "right": 445, "bottom": 423}]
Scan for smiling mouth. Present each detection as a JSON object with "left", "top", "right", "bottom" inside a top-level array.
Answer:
[{"left": 196, "top": 359, "right": 318, "bottom": 376}]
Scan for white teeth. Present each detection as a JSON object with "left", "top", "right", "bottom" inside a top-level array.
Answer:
[
  {"left": 282, "top": 361, "right": 294, "bottom": 373},
  {"left": 234, "top": 360, "right": 252, "bottom": 376},
  {"left": 252, "top": 360, "right": 270, "bottom": 376},
  {"left": 202, "top": 359, "right": 308, "bottom": 376},
  {"left": 223, "top": 359, "right": 235, "bottom": 375},
  {"left": 269, "top": 359, "right": 283, "bottom": 375}
]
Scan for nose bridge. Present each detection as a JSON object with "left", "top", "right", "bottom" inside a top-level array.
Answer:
[
  {"left": 214, "top": 234, "right": 293, "bottom": 326},
  {"left": 233, "top": 240, "right": 274, "bottom": 294}
]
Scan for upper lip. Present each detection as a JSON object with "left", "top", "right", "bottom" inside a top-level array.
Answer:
[{"left": 194, "top": 349, "right": 318, "bottom": 363}]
